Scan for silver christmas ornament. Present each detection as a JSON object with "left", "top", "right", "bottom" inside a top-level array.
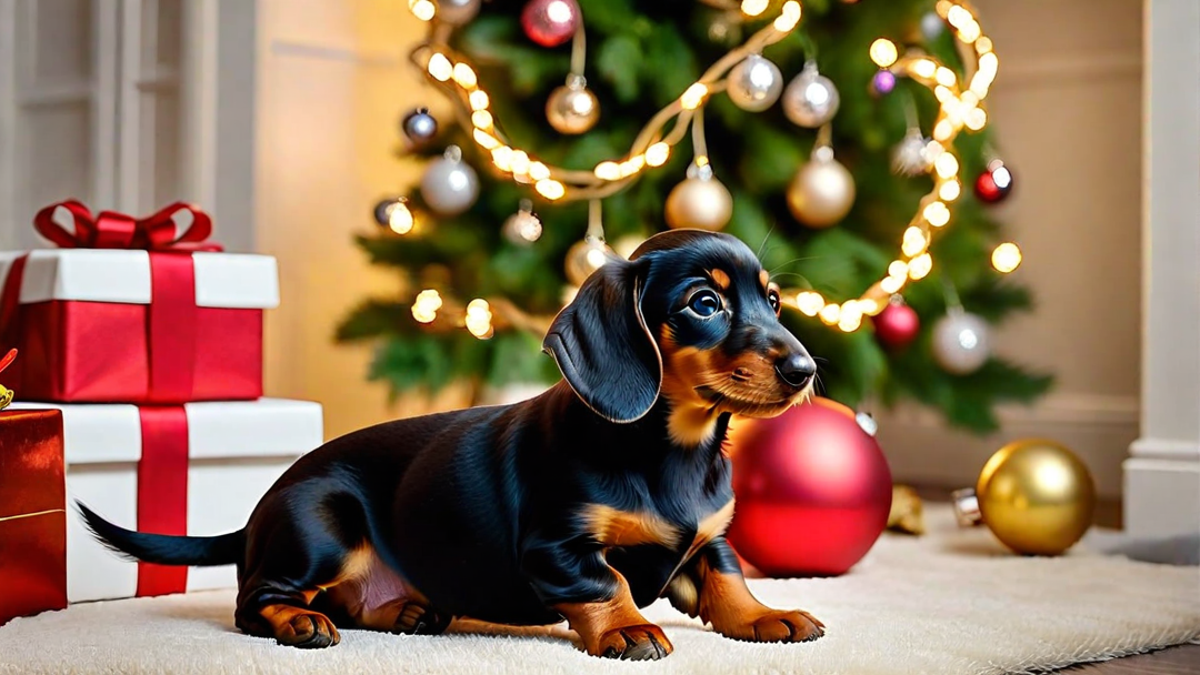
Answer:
[
  {"left": 727, "top": 54, "right": 783, "bottom": 112},
  {"left": 921, "top": 11, "right": 945, "bottom": 40},
  {"left": 437, "top": 0, "right": 481, "bottom": 25},
  {"left": 402, "top": 108, "right": 438, "bottom": 146},
  {"left": 503, "top": 200, "right": 543, "bottom": 244},
  {"left": 782, "top": 61, "right": 841, "bottom": 128},
  {"left": 891, "top": 130, "right": 933, "bottom": 176},
  {"left": 932, "top": 310, "right": 991, "bottom": 375},
  {"left": 419, "top": 145, "right": 480, "bottom": 216}
]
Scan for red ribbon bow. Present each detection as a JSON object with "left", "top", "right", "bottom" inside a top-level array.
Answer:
[{"left": 33, "top": 200, "right": 221, "bottom": 252}]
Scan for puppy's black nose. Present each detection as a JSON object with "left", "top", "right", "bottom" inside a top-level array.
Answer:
[{"left": 775, "top": 352, "right": 816, "bottom": 389}]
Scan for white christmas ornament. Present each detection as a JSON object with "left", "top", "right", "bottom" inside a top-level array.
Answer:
[
  {"left": 503, "top": 200, "right": 542, "bottom": 244},
  {"left": 420, "top": 145, "right": 480, "bottom": 216},
  {"left": 727, "top": 54, "right": 784, "bottom": 112},
  {"left": 782, "top": 61, "right": 840, "bottom": 128},
  {"left": 891, "top": 130, "right": 933, "bottom": 176},
  {"left": 932, "top": 310, "right": 991, "bottom": 374}
]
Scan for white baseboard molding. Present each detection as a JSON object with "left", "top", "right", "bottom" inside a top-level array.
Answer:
[
  {"left": 1123, "top": 456, "right": 1200, "bottom": 538},
  {"left": 874, "top": 393, "right": 1139, "bottom": 499}
]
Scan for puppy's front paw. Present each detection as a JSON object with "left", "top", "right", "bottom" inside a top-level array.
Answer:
[
  {"left": 593, "top": 623, "right": 673, "bottom": 661},
  {"left": 719, "top": 609, "right": 824, "bottom": 644}
]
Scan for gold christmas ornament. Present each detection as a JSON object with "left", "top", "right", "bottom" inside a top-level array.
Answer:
[
  {"left": 953, "top": 439, "right": 1096, "bottom": 556},
  {"left": 665, "top": 163, "right": 733, "bottom": 231},
  {"left": 887, "top": 485, "right": 924, "bottom": 535},
  {"left": 546, "top": 75, "right": 599, "bottom": 135},
  {"left": 787, "top": 144, "right": 855, "bottom": 228},
  {"left": 564, "top": 236, "right": 613, "bottom": 287}
]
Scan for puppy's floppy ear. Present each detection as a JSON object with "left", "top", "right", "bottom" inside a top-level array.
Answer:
[{"left": 543, "top": 258, "right": 662, "bottom": 423}]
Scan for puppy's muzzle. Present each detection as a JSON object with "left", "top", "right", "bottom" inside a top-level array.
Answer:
[{"left": 774, "top": 351, "right": 816, "bottom": 391}]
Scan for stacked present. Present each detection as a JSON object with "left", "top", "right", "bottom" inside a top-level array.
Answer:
[{"left": 0, "top": 201, "right": 324, "bottom": 624}]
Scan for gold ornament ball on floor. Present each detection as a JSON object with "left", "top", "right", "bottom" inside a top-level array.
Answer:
[
  {"left": 665, "top": 175, "right": 733, "bottom": 231},
  {"left": 787, "top": 148, "right": 855, "bottom": 228},
  {"left": 956, "top": 439, "right": 1096, "bottom": 556},
  {"left": 546, "top": 77, "right": 599, "bottom": 135}
]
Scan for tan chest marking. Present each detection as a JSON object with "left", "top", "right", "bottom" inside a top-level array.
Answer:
[
  {"left": 687, "top": 500, "right": 735, "bottom": 559},
  {"left": 581, "top": 504, "right": 683, "bottom": 549}
]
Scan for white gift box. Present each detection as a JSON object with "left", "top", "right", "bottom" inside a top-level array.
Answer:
[{"left": 8, "top": 398, "right": 323, "bottom": 602}]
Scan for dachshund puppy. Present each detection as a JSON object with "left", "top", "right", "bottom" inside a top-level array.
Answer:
[{"left": 81, "top": 229, "right": 824, "bottom": 660}]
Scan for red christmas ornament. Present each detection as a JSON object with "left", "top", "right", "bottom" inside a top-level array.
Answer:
[
  {"left": 974, "top": 159, "right": 1013, "bottom": 204},
  {"left": 726, "top": 398, "right": 893, "bottom": 577},
  {"left": 872, "top": 297, "right": 920, "bottom": 350},
  {"left": 521, "top": 0, "right": 580, "bottom": 48}
]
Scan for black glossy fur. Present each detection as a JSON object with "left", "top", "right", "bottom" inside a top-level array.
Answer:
[{"left": 81, "top": 230, "right": 820, "bottom": 656}]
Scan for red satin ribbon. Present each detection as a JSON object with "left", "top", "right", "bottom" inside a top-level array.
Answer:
[
  {"left": 135, "top": 406, "right": 190, "bottom": 597},
  {"left": 32, "top": 200, "right": 218, "bottom": 252},
  {"left": 0, "top": 255, "right": 30, "bottom": 380}
]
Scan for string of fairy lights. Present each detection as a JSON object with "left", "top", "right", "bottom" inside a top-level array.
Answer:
[{"left": 390, "top": 0, "right": 1022, "bottom": 340}]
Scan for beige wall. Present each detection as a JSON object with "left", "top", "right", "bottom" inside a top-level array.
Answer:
[{"left": 257, "top": 0, "right": 1144, "bottom": 495}]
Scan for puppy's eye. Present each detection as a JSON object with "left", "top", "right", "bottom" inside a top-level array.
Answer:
[
  {"left": 688, "top": 290, "right": 722, "bottom": 317},
  {"left": 768, "top": 289, "right": 781, "bottom": 314}
]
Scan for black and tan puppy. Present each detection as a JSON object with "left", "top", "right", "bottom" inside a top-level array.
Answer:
[{"left": 81, "top": 229, "right": 823, "bottom": 660}]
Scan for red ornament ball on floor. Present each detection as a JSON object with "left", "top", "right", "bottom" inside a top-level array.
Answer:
[
  {"left": 521, "top": 0, "right": 580, "bottom": 48},
  {"left": 726, "top": 397, "right": 893, "bottom": 577},
  {"left": 872, "top": 299, "right": 920, "bottom": 350}
]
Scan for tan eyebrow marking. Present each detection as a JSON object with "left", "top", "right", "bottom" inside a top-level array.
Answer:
[
  {"left": 709, "top": 269, "right": 731, "bottom": 291},
  {"left": 759, "top": 269, "right": 770, "bottom": 289}
]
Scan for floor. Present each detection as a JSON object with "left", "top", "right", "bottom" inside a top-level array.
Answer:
[{"left": 917, "top": 487, "right": 1200, "bottom": 675}]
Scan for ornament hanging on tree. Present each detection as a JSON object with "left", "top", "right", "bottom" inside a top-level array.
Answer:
[
  {"left": 931, "top": 309, "right": 990, "bottom": 374},
  {"left": 921, "top": 11, "right": 946, "bottom": 40},
  {"left": 564, "top": 236, "right": 613, "bottom": 287},
  {"left": 545, "top": 75, "right": 599, "bottom": 135},
  {"left": 787, "top": 141, "right": 856, "bottom": 228},
  {"left": 521, "top": 0, "right": 580, "bottom": 48},
  {"left": 665, "top": 161, "right": 733, "bottom": 231},
  {"left": 401, "top": 107, "right": 438, "bottom": 147},
  {"left": 726, "top": 398, "right": 893, "bottom": 577},
  {"left": 873, "top": 295, "right": 920, "bottom": 350},
  {"left": 726, "top": 54, "right": 784, "bottom": 112},
  {"left": 871, "top": 70, "right": 897, "bottom": 96},
  {"left": 419, "top": 145, "right": 480, "bottom": 216},
  {"left": 953, "top": 439, "right": 1096, "bottom": 556},
  {"left": 435, "top": 0, "right": 481, "bottom": 26},
  {"left": 782, "top": 61, "right": 840, "bottom": 128},
  {"left": 373, "top": 197, "right": 415, "bottom": 235},
  {"left": 502, "top": 199, "right": 542, "bottom": 245},
  {"left": 974, "top": 159, "right": 1014, "bottom": 204},
  {"left": 891, "top": 129, "right": 934, "bottom": 176}
]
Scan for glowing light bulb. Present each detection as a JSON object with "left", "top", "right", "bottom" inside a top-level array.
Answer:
[
  {"left": 908, "top": 253, "right": 933, "bottom": 280},
  {"left": 923, "top": 201, "right": 951, "bottom": 227},
  {"left": 935, "top": 67, "right": 957, "bottom": 87},
  {"left": 939, "top": 179, "right": 962, "bottom": 202},
  {"left": 528, "top": 161, "right": 551, "bottom": 182},
  {"left": 888, "top": 260, "right": 909, "bottom": 278},
  {"left": 594, "top": 161, "right": 621, "bottom": 181},
  {"left": 796, "top": 291, "right": 825, "bottom": 316},
  {"left": 471, "top": 110, "right": 493, "bottom": 129},
  {"left": 645, "top": 142, "right": 671, "bottom": 167},
  {"left": 819, "top": 303, "right": 841, "bottom": 325},
  {"left": 870, "top": 39, "right": 898, "bottom": 68},
  {"left": 774, "top": 1, "right": 802, "bottom": 31},
  {"left": 409, "top": 0, "right": 435, "bottom": 21},
  {"left": 934, "top": 152, "right": 959, "bottom": 179},
  {"left": 838, "top": 301, "right": 863, "bottom": 332},
  {"left": 388, "top": 201, "right": 414, "bottom": 234},
  {"left": 491, "top": 146, "right": 514, "bottom": 172},
  {"left": 681, "top": 83, "right": 709, "bottom": 110},
  {"left": 510, "top": 150, "right": 531, "bottom": 176},
  {"left": 741, "top": 0, "right": 769, "bottom": 17},
  {"left": 991, "top": 242, "right": 1022, "bottom": 273},
  {"left": 880, "top": 275, "right": 905, "bottom": 294},
  {"left": 427, "top": 53, "right": 452, "bottom": 81},
  {"left": 535, "top": 179, "right": 566, "bottom": 200},
  {"left": 411, "top": 289, "right": 443, "bottom": 323},
  {"left": 452, "top": 63, "right": 478, "bottom": 88},
  {"left": 902, "top": 226, "right": 927, "bottom": 257},
  {"left": 469, "top": 90, "right": 490, "bottom": 111},
  {"left": 912, "top": 59, "right": 937, "bottom": 79}
]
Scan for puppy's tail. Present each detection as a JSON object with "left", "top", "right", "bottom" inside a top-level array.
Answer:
[{"left": 77, "top": 501, "right": 244, "bottom": 567}]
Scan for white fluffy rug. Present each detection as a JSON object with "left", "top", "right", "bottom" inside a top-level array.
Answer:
[{"left": 1, "top": 506, "right": 1197, "bottom": 675}]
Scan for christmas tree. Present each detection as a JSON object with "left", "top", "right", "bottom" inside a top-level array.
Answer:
[{"left": 337, "top": 0, "right": 1052, "bottom": 433}]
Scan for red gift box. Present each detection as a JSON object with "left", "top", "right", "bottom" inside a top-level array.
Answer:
[
  {"left": 0, "top": 201, "right": 278, "bottom": 404},
  {"left": 0, "top": 400, "right": 67, "bottom": 625}
]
